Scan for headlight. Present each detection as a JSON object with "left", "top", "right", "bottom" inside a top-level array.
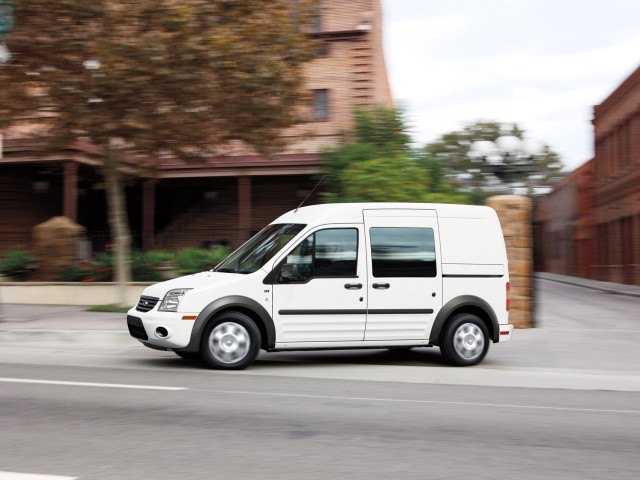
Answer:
[{"left": 158, "top": 288, "right": 192, "bottom": 312}]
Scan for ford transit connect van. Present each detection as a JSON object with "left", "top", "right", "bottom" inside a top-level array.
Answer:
[{"left": 127, "top": 203, "right": 513, "bottom": 369}]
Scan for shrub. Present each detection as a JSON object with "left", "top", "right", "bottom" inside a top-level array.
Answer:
[
  {"left": 131, "top": 251, "right": 166, "bottom": 282},
  {"left": 56, "top": 248, "right": 229, "bottom": 281},
  {"left": 175, "top": 247, "right": 230, "bottom": 274},
  {"left": 0, "top": 249, "right": 39, "bottom": 279}
]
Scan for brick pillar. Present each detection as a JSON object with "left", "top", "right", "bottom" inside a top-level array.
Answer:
[
  {"left": 63, "top": 162, "right": 78, "bottom": 222},
  {"left": 142, "top": 179, "right": 156, "bottom": 251},
  {"left": 486, "top": 195, "right": 533, "bottom": 329},
  {"left": 237, "top": 176, "right": 252, "bottom": 247}
]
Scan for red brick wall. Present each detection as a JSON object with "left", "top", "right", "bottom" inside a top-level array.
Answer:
[{"left": 593, "top": 65, "right": 640, "bottom": 284}]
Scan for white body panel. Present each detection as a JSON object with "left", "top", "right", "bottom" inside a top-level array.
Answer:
[
  {"left": 272, "top": 224, "right": 368, "bottom": 342},
  {"left": 363, "top": 209, "right": 441, "bottom": 340}
]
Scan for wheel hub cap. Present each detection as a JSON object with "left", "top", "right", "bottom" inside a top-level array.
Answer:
[
  {"left": 453, "top": 323, "right": 485, "bottom": 360},
  {"left": 210, "top": 322, "right": 250, "bottom": 364}
]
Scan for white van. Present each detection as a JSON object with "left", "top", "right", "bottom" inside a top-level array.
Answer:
[{"left": 127, "top": 203, "right": 513, "bottom": 369}]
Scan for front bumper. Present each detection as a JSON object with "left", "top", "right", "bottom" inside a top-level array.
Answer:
[{"left": 126, "top": 307, "right": 197, "bottom": 349}]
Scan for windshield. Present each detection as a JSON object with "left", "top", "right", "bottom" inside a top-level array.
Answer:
[{"left": 215, "top": 223, "right": 306, "bottom": 274}]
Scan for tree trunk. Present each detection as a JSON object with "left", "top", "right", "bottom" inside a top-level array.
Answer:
[{"left": 104, "top": 143, "right": 132, "bottom": 306}]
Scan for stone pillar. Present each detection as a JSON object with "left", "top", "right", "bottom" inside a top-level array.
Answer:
[
  {"left": 32, "top": 216, "right": 86, "bottom": 281},
  {"left": 486, "top": 195, "right": 533, "bottom": 328},
  {"left": 237, "top": 176, "right": 252, "bottom": 247},
  {"left": 142, "top": 179, "right": 156, "bottom": 251},
  {"left": 63, "top": 162, "right": 78, "bottom": 222}
]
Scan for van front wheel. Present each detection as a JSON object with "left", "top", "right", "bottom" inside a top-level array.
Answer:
[
  {"left": 440, "top": 313, "right": 489, "bottom": 366},
  {"left": 201, "top": 312, "right": 261, "bottom": 370}
]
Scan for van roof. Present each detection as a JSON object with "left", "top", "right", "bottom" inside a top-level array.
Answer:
[{"left": 273, "top": 202, "right": 497, "bottom": 225}]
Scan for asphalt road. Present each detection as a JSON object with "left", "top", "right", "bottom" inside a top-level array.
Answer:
[{"left": 0, "top": 278, "right": 639, "bottom": 479}]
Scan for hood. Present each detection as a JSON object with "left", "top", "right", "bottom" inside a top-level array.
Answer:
[{"left": 141, "top": 271, "right": 244, "bottom": 298}]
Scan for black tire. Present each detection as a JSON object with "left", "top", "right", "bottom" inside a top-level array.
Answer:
[
  {"left": 200, "top": 311, "right": 261, "bottom": 370},
  {"left": 175, "top": 351, "right": 201, "bottom": 361},
  {"left": 439, "top": 313, "right": 489, "bottom": 366}
]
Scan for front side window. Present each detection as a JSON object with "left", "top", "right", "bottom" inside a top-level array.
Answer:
[
  {"left": 282, "top": 228, "right": 358, "bottom": 282},
  {"left": 370, "top": 227, "right": 437, "bottom": 278},
  {"left": 216, "top": 224, "right": 305, "bottom": 274}
]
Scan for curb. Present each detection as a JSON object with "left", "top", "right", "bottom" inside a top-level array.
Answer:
[
  {"left": 0, "top": 329, "right": 138, "bottom": 347},
  {"left": 535, "top": 273, "right": 640, "bottom": 298}
]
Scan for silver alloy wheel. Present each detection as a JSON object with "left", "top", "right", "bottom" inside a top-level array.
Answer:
[
  {"left": 209, "top": 322, "right": 251, "bottom": 364},
  {"left": 453, "top": 322, "right": 485, "bottom": 360}
]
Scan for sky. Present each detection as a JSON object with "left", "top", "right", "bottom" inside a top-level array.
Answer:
[{"left": 381, "top": 0, "right": 640, "bottom": 171}]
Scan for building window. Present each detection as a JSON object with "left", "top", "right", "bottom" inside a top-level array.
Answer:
[
  {"left": 312, "top": 89, "right": 329, "bottom": 121},
  {"left": 317, "top": 41, "right": 330, "bottom": 58}
]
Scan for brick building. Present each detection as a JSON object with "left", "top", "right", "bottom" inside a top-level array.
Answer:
[
  {"left": 592, "top": 65, "right": 640, "bottom": 285},
  {"left": 535, "top": 64, "right": 640, "bottom": 285},
  {"left": 534, "top": 159, "right": 593, "bottom": 277},
  {"left": 0, "top": 0, "right": 392, "bottom": 253}
]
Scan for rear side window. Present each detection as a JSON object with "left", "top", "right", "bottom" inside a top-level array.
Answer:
[
  {"left": 370, "top": 227, "right": 436, "bottom": 277},
  {"left": 284, "top": 228, "right": 358, "bottom": 282}
]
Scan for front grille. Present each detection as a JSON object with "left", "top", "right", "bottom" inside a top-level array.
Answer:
[
  {"left": 136, "top": 295, "right": 160, "bottom": 312},
  {"left": 127, "top": 315, "right": 148, "bottom": 341}
]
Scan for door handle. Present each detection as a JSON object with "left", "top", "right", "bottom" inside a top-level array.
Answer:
[
  {"left": 344, "top": 283, "right": 363, "bottom": 290},
  {"left": 372, "top": 283, "right": 390, "bottom": 289}
]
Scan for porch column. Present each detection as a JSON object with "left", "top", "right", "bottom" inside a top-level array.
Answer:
[
  {"left": 142, "top": 179, "right": 156, "bottom": 251},
  {"left": 237, "top": 176, "right": 252, "bottom": 246},
  {"left": 63, "top": 162, "right": 78, "bottom": 222}
]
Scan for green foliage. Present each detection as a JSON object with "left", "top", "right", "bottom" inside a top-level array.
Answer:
[
  {"left": 353, "top": 105, "right": 412, "bottom": 157},
  {"left": 0, "top": 249, "right": 39, "bottom": 279},
  {"left": 321, "top": 106, "right": 469, "bottom": 205},
  {"left": 175, "top": 247, "right": 231, "bottom": 275},
  {"left": 58, "top": 250, "right": 178, "bottom": 282},
  {"left": 0, "top": 0, "right": 318, "bottom": 157},
  {"left": 85, "top": 304, "right": 131, "bottom": 313},
  {"left": 425, "top": 120, "right": 564, "bottom": 195},
  {"left": 130, "top": 251, "right": 166, "bottom": 282},
  {"left": 59, "top": 258, "right": 111, "bottom": 282}
]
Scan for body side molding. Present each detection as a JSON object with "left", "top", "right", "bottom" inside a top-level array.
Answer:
[
  {"left": 180, "top": 295, "right": 275, "bottom": 352},
  {"left": 429, "top": 295, "right": 500, "bottom": 345}
]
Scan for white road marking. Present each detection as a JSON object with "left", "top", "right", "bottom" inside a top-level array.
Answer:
[
  {"left": 195, "top": 388, "right": 640, "bottom": 415},
  {"left": 0, "top": 377, "right": 186, "bottom": 391},
  {"left": 0, "top": 472, "right": 77, "bottom": 480}
]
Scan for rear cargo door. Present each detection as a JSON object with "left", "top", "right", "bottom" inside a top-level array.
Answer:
[{"left": 363, "top": 209, "right": 442, "bottom": 341}]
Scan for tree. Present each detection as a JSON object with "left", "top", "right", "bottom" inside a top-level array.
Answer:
[
  {"left": 321, "top": 106, "right": 468, "bottom": 204},
  {"left": 425, "top": 121, "right": 564, "bottom": 195},
  {"left": 0, "top": 0, "right": 317, "bottom": 304}
]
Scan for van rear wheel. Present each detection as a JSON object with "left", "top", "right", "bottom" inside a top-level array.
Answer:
[
  {"left": 440, "top": 313, "right": 489, "bottom": 366},
  {"left": 201, "top": 312, "right": 261, "bottom": 370}
]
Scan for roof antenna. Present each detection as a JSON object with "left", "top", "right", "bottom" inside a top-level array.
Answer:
[{"left": 296, "top": 175, "right": 325, "bottom": 212}]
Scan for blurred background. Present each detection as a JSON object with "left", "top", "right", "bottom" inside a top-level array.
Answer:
[{"left": 0, "top": 0, "right": 639, "bottom": 295}]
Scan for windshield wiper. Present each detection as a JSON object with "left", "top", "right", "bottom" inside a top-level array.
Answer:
[{"left": 216, "top": 268, "right": 238, "bottom": 273}]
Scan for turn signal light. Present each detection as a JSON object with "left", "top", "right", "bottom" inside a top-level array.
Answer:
[{"left": 182, "top": 315, "right": 197, "bottom": 320}]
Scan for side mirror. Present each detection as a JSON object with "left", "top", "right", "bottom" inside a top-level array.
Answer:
[{"left": 278, "top": 263, "right": 299, "bottom": 282}]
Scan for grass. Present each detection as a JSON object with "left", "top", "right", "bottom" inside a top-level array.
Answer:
[{"left": 85, "top": 304, "right": 132, "bottom": 313}]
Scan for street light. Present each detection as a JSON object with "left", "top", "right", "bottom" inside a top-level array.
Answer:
[{"left": 468, "top": 134, "right": 546, "bottom": 195}]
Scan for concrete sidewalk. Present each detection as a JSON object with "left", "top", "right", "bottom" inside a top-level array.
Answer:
[
  {"left": 0, "top": 303, "right": 133, "bottom": 347},
  {"left": 536, "top": 272, "right": 640, "bottom": 298},
  {"left": 0, "top": 304, "right": 124, "bottom": 330}
]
